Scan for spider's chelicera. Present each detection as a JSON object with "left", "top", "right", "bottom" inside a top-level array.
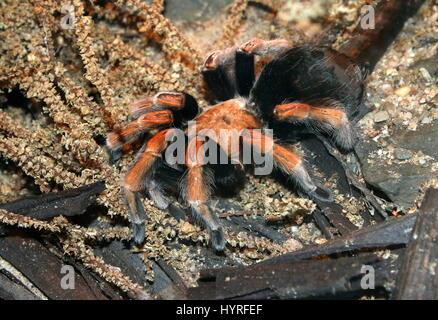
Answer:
[{"left": 106, "top": 39, "right": 368, "bottom": 251}]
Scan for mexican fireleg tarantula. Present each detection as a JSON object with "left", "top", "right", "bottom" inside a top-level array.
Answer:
[{"left": 106, "top": 38, "right": 367, "bottom": 251}]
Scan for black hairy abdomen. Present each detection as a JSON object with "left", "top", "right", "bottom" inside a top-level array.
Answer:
[{"left": 250, "top": 45, "right": 364, "bottom": 120}]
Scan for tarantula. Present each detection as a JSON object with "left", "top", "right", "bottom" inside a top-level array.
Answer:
[{"left": 106, "top": 38, "right": 367, "bottom": 251}]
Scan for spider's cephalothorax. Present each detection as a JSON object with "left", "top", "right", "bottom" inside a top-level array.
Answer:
[{"left": 106, "top": 39, "right": 367, "bottom": 251}]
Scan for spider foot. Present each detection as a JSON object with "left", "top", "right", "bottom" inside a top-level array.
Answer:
[
  {"left": 291, "top": 163, "right": 334, "bottom": 202},
  {"left": 147, "top": 184, "right": 170, "bottom": 210},
  {"left": 108, "top": 149, "right": 122, "bottom": 167},
  {"left": 304, "top": 184, "right": 334, "bottom": 203},
  {"left": 124, "top": 189, "right": 148, "bottom": 245},
  {"left": 187, "top": 199, "right": 226, "bottom": 251},
  {"left": 209, "top": 227, "right": 226, "bottom": 252},
  {"left": 332, "top": 120, "right": 357, "bottom": 152},
  {"left": 131, "top": 220, "right": 146, "bottom": 245}
]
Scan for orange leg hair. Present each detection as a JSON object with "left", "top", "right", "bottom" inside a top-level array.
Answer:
[
  {"left": 238, "top": 38, "right": 292, "bottom": 56},
  {"left": 128, "top": 92, "right": 186, "bottom": 119},
  {"left": 185, "top": 137, "right": 225, "bottom": 251},
  {"left": 241, "top": 129, "right": 332, "bottom": 201},
  {"left": 106, "top": 110, "right": 173, "bottom": 151},
  {"left": 124, "top": 129, "right": 174, "bottom": 244},
  {"left": 273, "top": 102, "right": 356, "bottom": 151}
]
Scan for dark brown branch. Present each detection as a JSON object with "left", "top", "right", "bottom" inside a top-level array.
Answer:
[
  {"left": 260, "top": 213, "right": 415, "bottom": 266},
  {"left": 393, "top": 189, "right": 438, "bottom": 299},
  {"left": 0, "top": 181, "right": 105, "bottom": 220},
  {"left": 187, "top": 211, "right": 417, "bottom": 299},
  {"left": 152, "top": 260, "right": 187, "bottom": 299},
  {"left": 188, "top": 250, "right": 403, "bottom": 300},
  {"left": 0, "top": 234, "right": 122, "bottom": 300},
  {"left": 0, "top": 272, "right": 40, "bottom": 300},
  {"left": 340, "top": 0, "right": 426, "bottom": 72}
]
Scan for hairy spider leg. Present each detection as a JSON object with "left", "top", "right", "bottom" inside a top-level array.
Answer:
[
  {"left": 107, "top": 110, "right": 174, "bottom": 150},
  {"left": 124, "top": 129, "right": 176, "bottom": 244},
  {"left": 184, "top": 137, "right": 225, "bottom": 251},
  {"left": 240, "top": 129, "right": 333, "bottom": 202},
  {"left": 128, "top": 92, "right": 198, "bottom": 121},
  {"left": 237, "top": 38, "right": 293, "bottom": 84},
  {"left": 107, "top": 92, "right": 198, "bottom": 165},
  {"left": 273, "top": 101, "right": 356, "bottom": 151},
  {"left": 106, "top": 109, "right": 174, "bottom": 164}
]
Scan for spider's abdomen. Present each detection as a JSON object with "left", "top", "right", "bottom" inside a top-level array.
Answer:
[{"left": 249, "top": 45, "right": 365, "bottom": 121}]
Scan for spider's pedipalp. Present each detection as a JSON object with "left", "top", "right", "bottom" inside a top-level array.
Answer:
[
  {"left": 203, "top": 48, "right": 237, "bottom": 101},
  {"left": 128, "top": 92, "right": 183, "bottom": 119},
  {"left": 124, "top": 129, "right": 174, "bottom": 243},
  {"left": 184, "top": 137, "right": 225, "bottom": 251},
  {"left": 106, "top": 90, "right": 198, "bottom": 165},
  {"left": 203, "top": 47, "right": 255, "bottom": 100},
  {"left": 235, "top": 50, "right": 255, "bottom": 97},
  {"left": 273, "top": 101, "right": 357, "bottom": 151},
  {"left": 179, "top": 93, "right": 199, "bottom": 121}
]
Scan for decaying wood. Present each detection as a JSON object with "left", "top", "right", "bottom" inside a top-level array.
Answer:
[
  {"left": 0, "top": 182, "right": 105, "bottom": 220},
  {"left": 315, "top": 201, "right": 359, "bottom": 236},
  {"left": 0, "top": 181, "right": 105, "bottom": 236},
  {"left": 228, "top": 215, "right": 289, "bottom": 244},
  {"left": 0, "top": 234, "right": 122, "bottom": 300},
  {"left": 188, "top": 250, "right": 403, "bottom": 300},
  {"left": 186, "top": 210, "right": 418, "bottom": 299},
  {"left": 215, "top": 198, "right": 290, "bottom": 244},
  {"left": 394, "top": 189, "right": 438, "bottom": 299},
  {"left": 261, "top": 213, "right": 415, "bottom": 265},
  {"left": 312, "top": 209, "right": 335, "bottom": 239},
  {"left": 152, "top": 260, "right": 187, "bottom": 299},
  {"left": 319, "top": 137, "right": 389, "bottom": 219},
  {"left": 302, "top": 137, "right": 381, "bottom": 239},
  {"left": 93, "top": 240, "right": 148, "bottom": 291},
  {"left": 0, "top": 272, "right": 41, "bottom": 300}
]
